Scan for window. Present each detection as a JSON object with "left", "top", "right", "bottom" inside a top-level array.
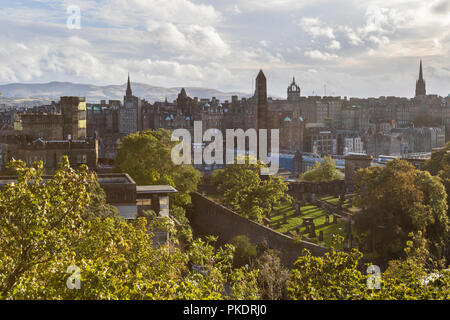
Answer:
[
  {"left": 137, "top": 199, "right": 151, "bottom": 206},
  {"left": 159, "top": 196, "right": 169, "bottom": 217}
]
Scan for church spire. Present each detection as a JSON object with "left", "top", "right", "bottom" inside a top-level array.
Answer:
[
  {"left": 415, "top": 60, "right": 426, "bottom": 96},
  {"left": 419, "top": 60, "right": 423, "bottom": 81},
  {"left": 126, "top": 72, "right": 132, "bottom": 97}
]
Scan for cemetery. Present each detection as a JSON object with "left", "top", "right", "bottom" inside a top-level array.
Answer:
[{"left": 269, "top": 199, "right": 356, "bottom": 249}]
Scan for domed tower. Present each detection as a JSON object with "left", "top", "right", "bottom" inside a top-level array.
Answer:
[
  {"left": 415, "top": 60, "right": 426, "bottom": 97},
  {"left": 287, "top": 77, "right": 301, "bottom": 102}
]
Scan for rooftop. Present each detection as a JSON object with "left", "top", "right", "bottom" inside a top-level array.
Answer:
[{"left": 136, "top": 185, "right": 178, "bottom": 194}]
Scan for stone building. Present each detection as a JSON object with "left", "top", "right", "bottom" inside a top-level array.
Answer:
[
  {"left": 0, "top": 96, "right": 97, "bottom": 171},
  {"left": 341, "top": 105, "right": 370, "bottom": 132},
  {"left": 119, "top": 74, "right": 142, "bottom": 136},
  {"left": 303, "top": 124, "right": 337, "bottom": 156},
  {"left": 1, "top": 136, "right": 97, "bottom": 170}
]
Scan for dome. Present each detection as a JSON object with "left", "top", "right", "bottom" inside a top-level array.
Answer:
[
  {"left": 283, "top": 116, "right": 291, "bottom": 122},
  {"left": 217, "top": 103, "right": 222, "bottom": 107},
  {"left": 204, "top": 103, "right": 210, "bottom": 108},
  {"left": 298, "top": 116, "right": 304, "bottom": 121},
  {"left": 165, "top": 116, "right": 171, "bottom": 121}
]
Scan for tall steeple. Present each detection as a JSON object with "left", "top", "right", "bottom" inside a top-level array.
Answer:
[
  {"left": 255, "top": 69, "right": 268, "bottom": 131},
  {"left": 415, "top": 60, "right": 426, "bottom": 96},
  {"left": 126, "top": 73, "right": 132, "bottom": 97},
  {"left": 419, "top": 60, "right": 423, "bottom": 80}
]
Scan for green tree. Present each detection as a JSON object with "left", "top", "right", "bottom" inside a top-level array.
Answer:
[
  {"left": 211, "top": 158, "right": 291, "bottom": 223},
  {"left": 115, "top": 129, "right": 200, "bottom": 207},
  {"left": 423, "top": 142, "right": 450, "bottom": 212},
  {"left": 287, "top": 236, "right": 367, "bottom": 300},
  {"left": 0, "top": 159, "right": 260, "bottom": 300},
  {"left": 300, "top": 156, "right": 344, "bottom": 182},
  {"left": 230, "top": 235, "right": 257, "bottom": 268},
  {"left": 287, "top": 235, "right": 450, "bottom": 300},
  {"left": 354, "top": 159, "right": 449, "bottom": 260},
  {"left": 252, "top": 249, "right": 290, "bottom": 300},
  {"left": 0, "top": 157, "right": 93, "bottom": 297}
]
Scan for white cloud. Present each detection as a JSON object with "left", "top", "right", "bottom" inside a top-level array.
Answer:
[
  {"left": 304, "top": 50, "right": 338, "bottom": 61},
  {"left": 231, "top": 5, "right": 242, "bottom": 14},
  {"left": 146, "top": 23, "right": 230, "bottom": 59},
  {"left": 299, "top": 17, "right": 335, "bottom": 39},
  {"left": 339, "top": 26, "right": 364, "bottom": 46},
  {"left": 1, "top": 0, "right": 450, "bottom": 97},
  {"left": 327, "top": 40, "right": 342, "bottom": 50},
  {"left": 94, "top": 0, "right": 220, "bottom": 27}
]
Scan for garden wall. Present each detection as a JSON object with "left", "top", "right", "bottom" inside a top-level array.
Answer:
[{"left": 189, "top": 192, "right": 328, "bottom": 266}]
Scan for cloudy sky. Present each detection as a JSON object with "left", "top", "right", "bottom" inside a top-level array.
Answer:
[{"left": 1, "top": 0, "right": 449, "bottom": 98}]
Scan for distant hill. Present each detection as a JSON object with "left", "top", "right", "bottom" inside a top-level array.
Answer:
[{"left": 0, "top": 81, "right": 252, "bottom": 106}]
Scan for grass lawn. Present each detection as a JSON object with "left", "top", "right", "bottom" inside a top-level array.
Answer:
[
  {"left": 318, "top": 195, "right": 361, "bottom": 213},
  {"left": 270, "top": 202, "right": 347, "bottom": 248}
]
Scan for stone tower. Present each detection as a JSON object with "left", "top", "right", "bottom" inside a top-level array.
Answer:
[
  {"left": 60, "top": 96, "right": 87, "bottom": 140},
  {"left": 415, "top": 60, "right": 426, "bottom": 97},
  {"left": 255, "top": 69, "right": 268, "bottom": 131},
  {"left": 287, "top": 77, "right": 301, "bottom": 102},
  {"left": 344, "top": 153, "right": 373, "bottom": 192}
]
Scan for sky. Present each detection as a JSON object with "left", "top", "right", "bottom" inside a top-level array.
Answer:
[{"left": 0, "top": 0, "right": 449, "bottom": 99}]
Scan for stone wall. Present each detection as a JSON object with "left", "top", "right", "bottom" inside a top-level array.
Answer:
[{"left": 189, "top": 192, "right": 328, "bottom": 266}]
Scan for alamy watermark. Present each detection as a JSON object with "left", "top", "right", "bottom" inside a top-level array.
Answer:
[
  {"left": 366, "top": 264, "right": 381, "bottom": 289},
  {"left": 171, "top": 121, "right": 280, "bottom": 175},
  {"left": 66, "top": 265, "right": 81, "bottom": 290},
  {"left": 66, "top": 5, "right": 81, "bottom": 29}
]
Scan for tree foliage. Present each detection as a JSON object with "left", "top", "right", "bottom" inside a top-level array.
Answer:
[
  {"left": 230, "top": 235, "right": 257, "bottom": 268},
  {"left": 210, "top": 157, "right": 291, "bottom": 223},
  {"left": 354, "top": 159, "right": 449, "bottom": 260},
  {"left": 300, "top": 156, "right": 344, "bottom": 182},
  {"left": 115, "top": 129, "right": 200, "bottom": 207},
  {"left": 287, "top": 235, "right": 450, "bottom": 300},
  {"left": 287, "top": 236, "right": 367, "bottom": 300},
  {"left": 0, "top": 159, "right": 259, "bottom": 300},
  {"left": 423, "top": 141, "right": 450, "bottom": 213},
  {"left": 252, "top": 249, "right": 290, "bottom": 300}
]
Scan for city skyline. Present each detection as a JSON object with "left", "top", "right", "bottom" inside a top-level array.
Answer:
[{"left": 0, "top": 0, "right": 449, "bottom": 99}]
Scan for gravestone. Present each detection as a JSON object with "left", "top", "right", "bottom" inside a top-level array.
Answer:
[
  {"left": 283, "top": 212, "right": 287, "bottom": 224},
  {"left": 308, "top": 222, "right": 316, "bottom": 238},
  {"left": 295, "top": 203, "right": 301, "bottom": 216},
  {"left": 305, "top": 224, "right": 310, "bottom": 233},
  {"left": 325, "top": 215, "right": 330, "bottom": 225},
  {"left": 339, "top": 194, "right": 344, "bottom": 209},
  {"left": 319, "top": 231, "right": 324, "bottom": 242},
  {"left": 333, "top": 215, "right": 338, "bottom": 224}
]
